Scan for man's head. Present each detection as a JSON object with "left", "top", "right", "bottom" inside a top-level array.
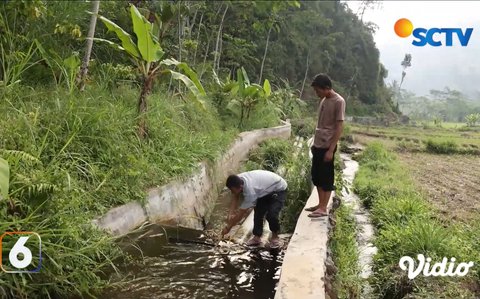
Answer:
[
  {"left": 311, "top": 73, "right": 333, "bottom": 98},
  {"left": 226, "top": 174, "right": 243, "bottom": 195}
]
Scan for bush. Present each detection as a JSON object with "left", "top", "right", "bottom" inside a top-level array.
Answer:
[{"left": 247, "top": 139, "right": 294, "bottom": 172}]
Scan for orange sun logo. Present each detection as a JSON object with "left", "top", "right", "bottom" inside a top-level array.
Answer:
[{"left": 394, "top": 18, "right": 414, "bottom": 38}]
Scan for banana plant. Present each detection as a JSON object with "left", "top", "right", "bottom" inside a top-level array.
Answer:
[
  {"left": 95, "top": 4, "right": 205, "bottom": 138},
  {"left": 222, "top": 67, "right": 271, "bottom": 128}
]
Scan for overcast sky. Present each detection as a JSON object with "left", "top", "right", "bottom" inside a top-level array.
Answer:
[{"left": 345, "top": 1, "right": 480, "bottom": 99}]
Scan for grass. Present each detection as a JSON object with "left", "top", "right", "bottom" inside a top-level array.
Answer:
[
  {"left": 0, "top": 82, "right": 282, "bottom": 298},
  {"left": 329, "top": 204, "right": 362, "bottom": 298},
  {"left": 243, "top": 139, "right": 311, "bottom": 233},
  {"left": 354, "top": 142, "right": 479, "bottom": 298},
  {"left": 329, "top": 146, "right": 362, "bottom": 298},
  {"left": 244, "top": 139, "right": 294, "bottom": 172},
  {"left": 351, "top": 123, "right": 480, "bottom": 155}
]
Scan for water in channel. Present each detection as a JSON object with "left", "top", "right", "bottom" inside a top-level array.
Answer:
[{"left": 101, "top": 191, "right": 284, "bottom": 299}]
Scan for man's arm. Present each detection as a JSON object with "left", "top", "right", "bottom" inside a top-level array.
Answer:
[
  {"left": 222, "top": 208, "right": 249, "bottom": 236},
  {"left": 227, "top": 193, "right": 240, "bottom": 220},
  {"left": 325, "top": 121, "right": 344, "bottom": 161}
]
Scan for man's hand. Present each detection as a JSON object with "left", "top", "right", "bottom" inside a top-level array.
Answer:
[
  {"left": 324, "top": 150, "right": 334, "bottom": 162},
  {"left": 221, "top": 226, "right": 231, "bottom": 237}
]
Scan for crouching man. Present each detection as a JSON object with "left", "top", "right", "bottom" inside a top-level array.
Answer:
[{"left": 221, "top": 170, "right": 287, "bottom": 248}]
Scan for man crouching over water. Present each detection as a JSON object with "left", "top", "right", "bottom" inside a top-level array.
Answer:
[{"left": 221, "top": 170, "right": 287, "bottom": 248}]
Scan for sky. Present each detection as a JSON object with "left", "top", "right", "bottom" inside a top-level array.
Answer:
[{"left": 345, "top": 1, "right": 480, "bottom": 98}]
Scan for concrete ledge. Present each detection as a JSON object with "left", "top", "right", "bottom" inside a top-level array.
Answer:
[
  {"left": 274, "top": 189, "right": 333, "bottom": 299},
  {"left": 91, "top": 202, "right": 147, "bottom": 236},
  {"left": 93, "top": 122, "right": 291, "bottom": 235}
]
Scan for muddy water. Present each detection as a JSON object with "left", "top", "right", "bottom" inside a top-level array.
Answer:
[
  {"left": 340, "top": 153, "right": 377, "bottom": 296},
  {"left": 102, "top": 192, "right": 284, "bottom": 299}
]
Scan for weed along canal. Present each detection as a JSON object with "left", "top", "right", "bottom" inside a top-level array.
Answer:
[{"left": 101, "top": 191, "right": 285, "bottom": 299}]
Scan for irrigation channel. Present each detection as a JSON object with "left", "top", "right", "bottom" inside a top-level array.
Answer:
[
  {"left": 101, "top": 191, "right": 286, "bottom": 299},
  {"left": 340, "top": 152, "right": 376, "bottom": 297},
  {"left": 100, "top": 152, "right": 374, "bottom": 299}
]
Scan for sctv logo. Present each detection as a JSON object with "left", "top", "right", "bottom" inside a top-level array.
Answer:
[{"left": 394, "top": 18, "right": 473, "bottom": 47}]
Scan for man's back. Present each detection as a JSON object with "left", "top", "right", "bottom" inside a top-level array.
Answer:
[{"left": 238, "top": 170, "right": 287, "bottom": 209}]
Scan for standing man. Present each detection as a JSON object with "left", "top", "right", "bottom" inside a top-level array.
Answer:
[
  {"left": 305, "top": 73, "right": 346, "bottom": 217},
  {"left": 221, "top": 170, "right": 287, "bottom": 248}
]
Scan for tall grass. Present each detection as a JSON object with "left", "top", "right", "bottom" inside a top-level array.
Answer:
[
  {"left": 243, "top": 139, "right": 311, "bottom": 233},
  {"left": 354, "top": 142, "right": 479, "bottom": 298},
  {"left": 329, "top": 147, "right": 362, "bottom": 298},
  {"left": 280, "top": 142, "right": 311, "bottom": 232},
  {"left": 0, "top": 83, "right": 253, "bottom": 297},
  {"left": 244, "top": 139, "right": 294, "bottom": 172}
]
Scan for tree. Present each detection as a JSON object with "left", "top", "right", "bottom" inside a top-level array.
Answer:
[
  {"left": 96, "top": 4, "right": 205, "bottom": 138},
  {"left": 400, "top": 53, "right": 412, "bottom": 88},
  {"left": 77, "top": 0, "right": 100, "bottom": 91},
  {"left": 465, "top": 113, "right": 480, "bottom": 126}
]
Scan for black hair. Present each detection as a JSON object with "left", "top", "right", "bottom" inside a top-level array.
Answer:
[
  {"left": 226, "top": 174, "right": 243, "bottom": 189},
  {"left": 311, "top": 73, "right": 332, "bottom": 89}
]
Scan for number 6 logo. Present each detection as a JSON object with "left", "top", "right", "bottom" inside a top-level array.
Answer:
[{"left": 0, "top": 232, "right": 42, "bottom": 273}]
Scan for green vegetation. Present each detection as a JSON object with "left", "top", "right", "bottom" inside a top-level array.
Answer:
[
  {"left": 351, "top": 124, "right": 480, "bottom": 155},
  {"left": 329, "top": 153, "right": 362, "bottom": 298},
  {"left": 0, "top": 85, "right": 239, "bottom": 298},
  {"left": 425, "top": 139, "right": 459, "bottom": 154},
  {"left": 329, "top": 205, "right": 361, "bottom": 298},
  {"left": 354, "top": 142, "right": 479, "bottom": 298},
  {"left": 244, "top": 139, "right": 311, "bottom": 232},
  {"left": 245, "top": 139, "right": 293, "bottom": 172},
  {"left": 0, "top": 0, "right": 400, "bottom": 297},
  {"left": 279, "top": 143, "right": 311, "bottom": 232}
]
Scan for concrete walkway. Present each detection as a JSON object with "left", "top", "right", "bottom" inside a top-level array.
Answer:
[{"left": 274, "top": 188, "right": 333, "bottom": 299}]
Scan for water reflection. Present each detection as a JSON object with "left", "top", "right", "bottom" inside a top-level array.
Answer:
[{"left": 102, "top": 193, "right": 284, "bottom": 299}]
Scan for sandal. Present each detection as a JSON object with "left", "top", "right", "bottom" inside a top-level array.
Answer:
[
  {"left": 308, "top": 211, "right": 328, "bottom": 218},
  {"left": 304, "top": 206, "right": 319, "bottom": 212},
  {"left": 266, "top": 238, "right": 280, "bottom": 249},
  {"left": 246, "top": 237, "right": 262, "bottom": 247}
]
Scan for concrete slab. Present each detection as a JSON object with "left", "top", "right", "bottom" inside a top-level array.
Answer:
[{"left": 274, "top": 189, "right": 333, "bottom": 299}]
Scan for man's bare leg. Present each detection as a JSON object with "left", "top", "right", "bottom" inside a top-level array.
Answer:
[{"left": 312, "top": 187, "right": 330, "bottom": 215}]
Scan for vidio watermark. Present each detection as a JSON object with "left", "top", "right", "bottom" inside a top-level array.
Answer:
[{"left": 399, "top": 254, "right": 474, "bottom": 279}]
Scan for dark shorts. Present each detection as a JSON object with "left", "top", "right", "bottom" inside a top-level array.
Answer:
[
  {"left": 311, "top": 146, "right": 336, "bottom": 191},
  {"left": 252, "top": 190, "right": 286, "bottom": 236}
]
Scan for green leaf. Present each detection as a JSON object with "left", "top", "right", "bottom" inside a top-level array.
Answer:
[
  {"left": 0, "top": 158, "right": 9, "bottom": 199},
  {"left": 161, "top": 58, "right": 205, "bottom": 95},
  {"left": 263, "top": 79, "right": 271, "bottom": 97},
  {"left": 98, "top": 15, "right": 141, "bottom": 58},
  {"left": 34, "top": 39, "right": 54, "bottom": 68},
  {"left": 92, "top": 37, "right": 128, "bottom": 53},
  {"left": 63, "top": 53, "right": 80, "bottom": 71},
  {"left": 130, "top": 4, "right": 164, "bottom": 62},
  {"left": 241, "top": 67, "right": 250, "bottom": 86},
  {"left": 237, "top": 68, "right": 245, "bottom": 95},
  {"left": 244, "top": 85, "right": 262, "bottom": 98},
  {"left": 166, "top": 70, "right": 206, "bottom": 109}
]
